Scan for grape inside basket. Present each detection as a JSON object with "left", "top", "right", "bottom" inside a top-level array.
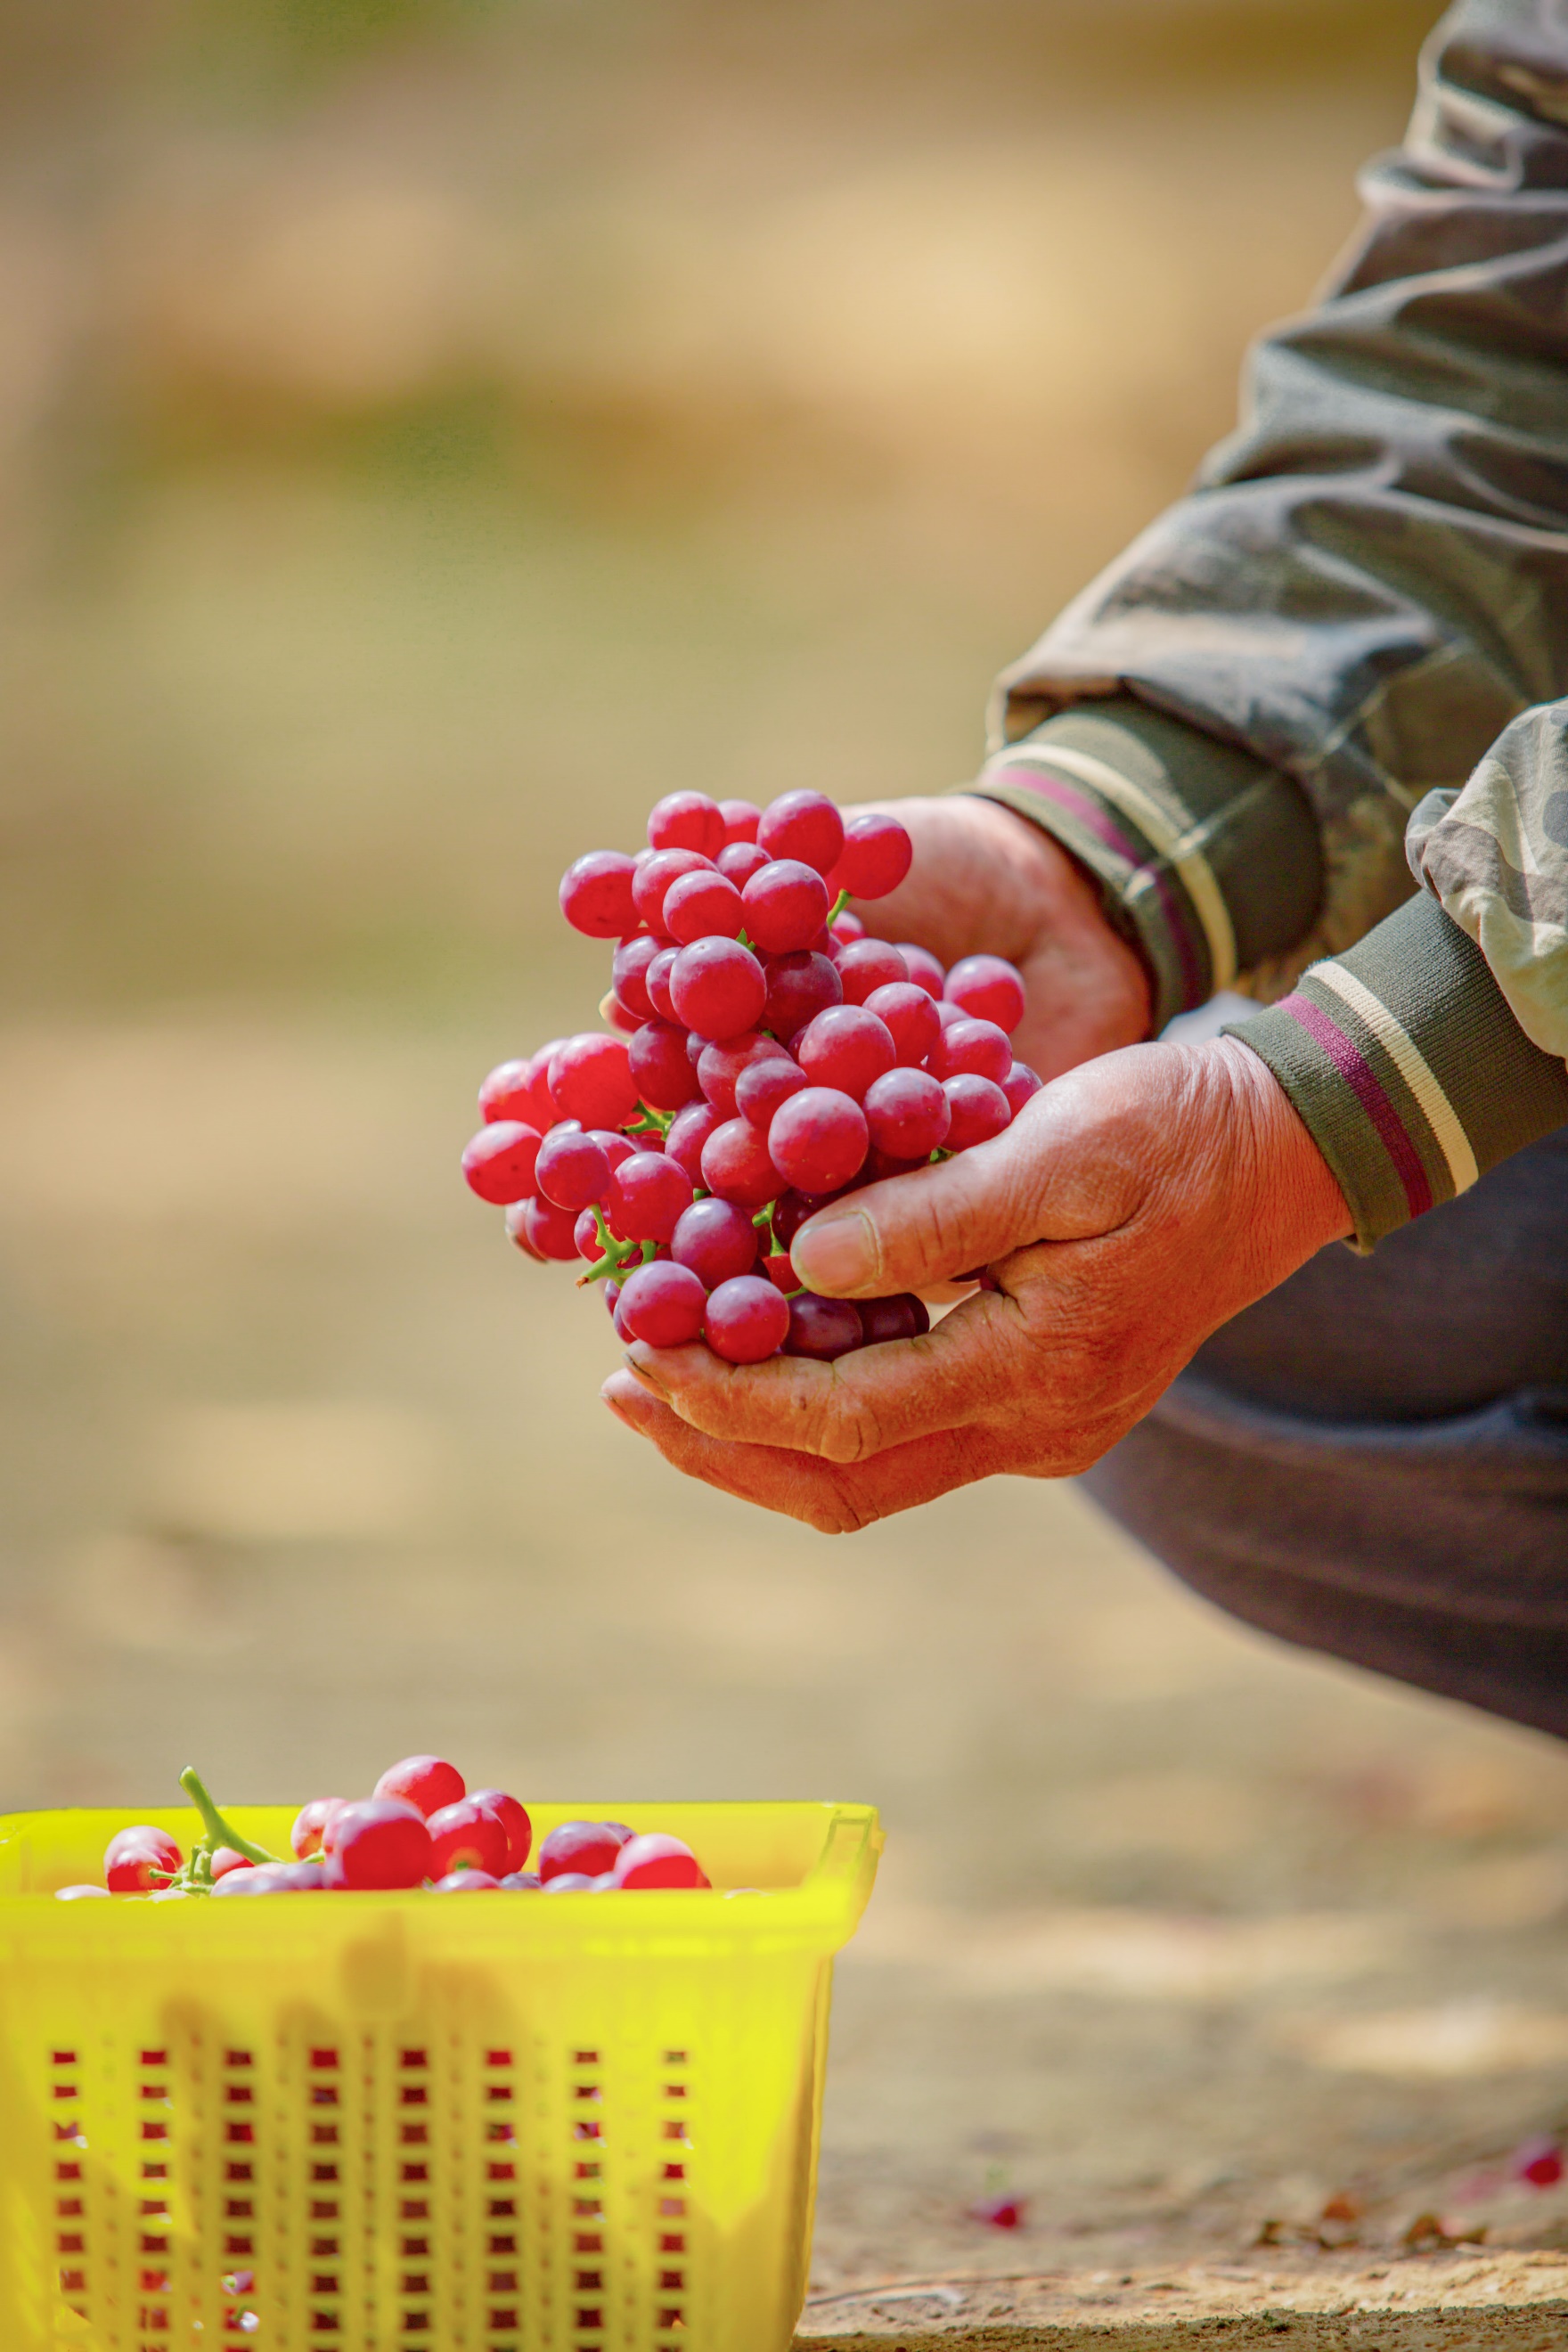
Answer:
[{"left": 0, "top": 1799, "right": 881, "bottom": 2352}]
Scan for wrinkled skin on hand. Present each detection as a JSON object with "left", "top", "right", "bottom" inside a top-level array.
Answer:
[
  {"left": 601, "top": 1037, "right": 1352, "bottom": 1531},
  {"left": 839, "top": 796, "right": 1153, "bottom": 1082}
]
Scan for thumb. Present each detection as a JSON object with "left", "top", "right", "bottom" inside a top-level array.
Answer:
[{"left": 790, "top": 1056, "right": 1152, "bottom": 1299}]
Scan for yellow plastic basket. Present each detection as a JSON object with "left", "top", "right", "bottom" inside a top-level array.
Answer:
[{"left": 0, "top": 1799, "right": 881, "bottom": 2352}]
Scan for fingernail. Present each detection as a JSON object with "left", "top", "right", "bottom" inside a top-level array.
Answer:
[
  {"left": 792, "top": 1206, "right": 878, "bottom": 1295},
  {"left": 623, "top": 1347, "right": 670, "bottom": 1397},
  {"left": 601, "top": 1368, "right": 655, "bottom": 1421}
]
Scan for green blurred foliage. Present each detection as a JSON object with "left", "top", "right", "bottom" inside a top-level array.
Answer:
[{"left": 0, "top": 0, "right": 1438, "bottom": 1014}]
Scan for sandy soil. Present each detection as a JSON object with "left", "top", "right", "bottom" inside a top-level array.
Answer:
[{"left": 4, "top": 1014, "right": 1568, "bottom": 2333}]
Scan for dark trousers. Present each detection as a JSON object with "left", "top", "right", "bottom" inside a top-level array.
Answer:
[{"left": 1084, "top": 1128, "right": 1568, "bottom": 1739}]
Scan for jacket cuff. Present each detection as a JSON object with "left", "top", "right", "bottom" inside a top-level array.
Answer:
[
  {"left": 967, "top": 698, "right": 1321, "bottom": 1032},
  {"left": 1224, "top": 893, "right": 1568, "bottom": 1253}
]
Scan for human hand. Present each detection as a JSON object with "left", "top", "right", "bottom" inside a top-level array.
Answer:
[
  {"left": 601, "top": 1036, "right": 1352, "bottom": 1531},
  {"left": 840, "top": 796, "right": 1151, "bottom": 1082}
]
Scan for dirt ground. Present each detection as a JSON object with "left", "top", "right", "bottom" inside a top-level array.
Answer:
[{"left": 5, "top": 1009, "right": 1568, "bottom": 2342}]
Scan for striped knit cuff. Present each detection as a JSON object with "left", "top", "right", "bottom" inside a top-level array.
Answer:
[
  {"left": 968, "top": 698, "right": 1321, "bottom": 1031},
  {"left": 1225, "top": 892, "right": 1568, "bottom": 1252}
]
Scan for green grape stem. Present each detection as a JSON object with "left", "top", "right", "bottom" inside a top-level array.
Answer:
[
  {"left": 179, "top": 1766, "right": 280, "bottom": 1869},
  {"left": 576, "top": 1205, "right": 642, "bottom": 1287},
  {"left": 827, "top": 886, "right": 852, "bottom": 924}
]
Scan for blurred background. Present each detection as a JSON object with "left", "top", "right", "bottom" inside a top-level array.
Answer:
[{"left": 7, "top": 0, "right": 1568, "bottom": 2288}]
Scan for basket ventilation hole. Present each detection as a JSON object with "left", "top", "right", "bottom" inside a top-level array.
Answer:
[{"left": 49, "top": 2044, "right": 90, "bottom": 2315}]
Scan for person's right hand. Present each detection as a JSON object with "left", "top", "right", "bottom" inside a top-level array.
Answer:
[{"left": 842, "top": 795, "right": 1150, "bottom": 1082}]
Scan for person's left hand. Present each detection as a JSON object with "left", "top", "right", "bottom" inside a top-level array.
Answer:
[{"left": 600, "top": 1035, "right": 1352, "bottom": 1531}]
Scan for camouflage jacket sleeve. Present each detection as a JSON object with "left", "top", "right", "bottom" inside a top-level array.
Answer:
[{"left": 970, "top": 0, "right": 1568, "bottom": 1247}]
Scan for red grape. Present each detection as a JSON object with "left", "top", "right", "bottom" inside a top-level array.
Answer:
[
  {"left": 760, "top": 1251, "right": 796, "bottom": 1292},
  {"left": 605, "top": 1151, "right": 694, "bottom": 1242},
  {"left": 613, "top": 1833, "right": 709, "bottom": 1890},
  {"left": 467, "top": 1790, "right": 533, "bottom": 1871},
  {"left": 934, "top": 998, "right": 966, "bottom": 1030},
  {"left": 648, "top": 790, "right": 726, "bottom": 858},
  {"left": 772, "top": 1187, "right": 846, "bottom": 1249},
  {"left": 590, "top": 1129, "right": 639, "bottom": 1170},
  {"left": 705, "top": 1273, "right": 790, "bottom": 1361},
  {"left": 374, "top": 1755, "right": 465, "bottom": 1817},
  {"left": 478, "top": 1058, "right": 535, "bottom": 1123},
  {"left": 208, "top": 1847, "right": 252, "bottom": 1881},
  {"left": 549, "top": 1033, "right": 639, "bottom": 1127},
  {"left": 894, "top": 942, "right": 946, "bottom": 999},
  {"left": 864, "top": 1147, "right": 927, "bottom": 1183},
  {"left": 524, "top": 1039, "right": 568, "bottom": 1121},
  {"left": 763, "top": 950, "right": 842, "bottom": 1041},
  {"left": 105, "top": 1827, "right": 182, "bottom": 1893},
  {"left": 1514, "top": 2135, "right": 1564, "bottom": 2187},
  {"left": 291, "top": 1797, "right": 347, "bottom": 1858},
  {"left": 863, "top": 1067, "right": 951, "bottom": 1158},
  {"left": 325, "top": 1798, "right": 434, "bottom": 1891},
  {"left": 628, "top": 1017, "right": 704, "bottom": 1111},
  {"left": 646, "top": 945, "right": 680, "bottom": 1022},
  {"left": 829, "top": 811, "right": 913, "bottom": 899},
  {"left": 542, "top": 1872, "right": 601, "bottom": 1892},
  {"left": 661, "top": 1099, "right": 717, "bottom": 1182},
  {"left": 461, "top": 1122, "right": 542, "bottom": 1205},
  {"left": 836, "top": 939, "right": 908, "bottom": 1004},
  {"left": 735, "top": 1053, "right": 810, "bottom": 1131},
  {"left": 718, "top": 839, "right": 770, "bottom": 888},
  {"left": 665, "top": 865, "right": 746, "bottom": 943},
  {"left": 769, "top": 1087, "right": 869, "bottom": 1192},
  {"left": 971, "top": 2193, "right": 1025, "bottom": 2231},
  {"left": 698, "top": 1031, "right": 789, "bottom": 1117},
  {"left": 600, "top": 991, "right": 641, "bottom": 1036},
  {"left": 829, "top": 908, "right": 866, "bottom": 945},
  {"left": 559, "top": 849, "right": 639, "bottom": 939},
  {"left": 669, "top": 937, "right": 767, "bottom": 1036},
  {"left": 864, "top": 980, "right": 941, "bottom": 1066},
  {"left": 928, "top": 1017, "right": 1012, "bottom": 1084},
  {"left": 213, "top": 1861, "right": 321, "bottom": 1895},
  {"left": 741, "top": 860, "right": 830, "bottom": 953},
  {"left": 538, "top": 1821, "right": 633, "bottom": 1882},
  {"left": 611, "top": 933, "right": 672, "bottom": 1022},
  {"left": 633, "top": 847, "right": 713, "bottom": 932},
  {"left": 1000, "top": 1060, "right": 1043, "bottom": 1115},
  {"left": 943, "top": 1072, "right": 1012, "bottom": 1149},
  {"left": 612, "top": 1290, "right": 635, "bottom": 1341},
  {"left": 427, "top": 1798, "right": 509, "bottom": 1878},
  {"left": 700, "top": 1116, "right": 780, "bottom": 1206},
  {"left": 435, "top": 1868, "right": 502, "bottom": 1891},
  {"left": 719, "top": 797, "right": 762, "bottom": 844},
  {"left": 672, "top": 1196, "right": 760, "bottom": 1287},
  {"left": 617, "top": 1260, "right": 708, "bottom": 1346},
  {"left": 857, "top": 1293, "right": 930, "bottom": 1343},
  {"left": 535, "top": 1126, "right": 612, "bottom": 1212},
  {"left": 757, "top": 789, "right": 845, "bottom": 877},
  {"left": 787, "top": 1295, "right": 864, "bottom": 1360},
  {"left": 519, "top": 1196, "right": 582, "bottom": 1262},
  {"left": 945, "top": 952, "right": 1026, "bottom": 1033},
  {"left": 796, "top": 1006, "right": 895, "bottom": 1100}
]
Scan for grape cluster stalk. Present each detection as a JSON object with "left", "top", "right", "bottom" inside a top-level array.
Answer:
[{"left": 461, "top": 790, "right": 1041, "bottom": 1361}]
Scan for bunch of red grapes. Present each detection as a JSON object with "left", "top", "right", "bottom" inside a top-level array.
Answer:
[
  {"left": 64, "top": 1759, "right": 711, "bottom": 1899},
  {"left": 462, "top": 789, "right": 1040, "bottom": 1362}
]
